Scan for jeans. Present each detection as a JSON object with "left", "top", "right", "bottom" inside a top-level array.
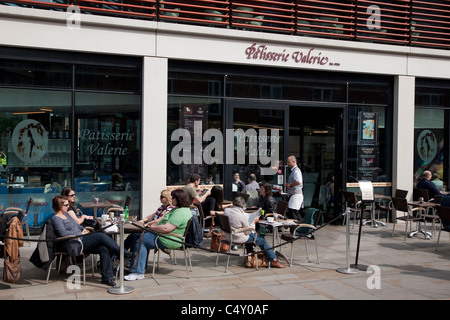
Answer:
[
  {"left": 129, "top": 232, "right": 166, "bottom": 274},
  {"left": 81, "top": 232, "right": 120, "bottom": 281},
  {"left": 245, "top": 233, "right": 277, "bottom": 261}
]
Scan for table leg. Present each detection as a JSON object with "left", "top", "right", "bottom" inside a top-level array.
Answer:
[
  {"left": 408, "top": 222, "right": 432, "bottom": 240},
  {"left": 362, "top": 203, "right": 386, "bottom": 228}
]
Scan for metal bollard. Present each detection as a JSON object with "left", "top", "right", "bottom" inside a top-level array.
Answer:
[
  {"left": 108, "top": 214, "right": 134, "bottom": 294},
  {"left": 336, "top": 208, "right": 359, "bottom": 275}
]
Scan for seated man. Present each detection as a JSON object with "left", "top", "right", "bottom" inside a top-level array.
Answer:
[
  {"left": 183, "top": 173, "right": 211, "bottom": 205},
  {"left": 223, "top": 196, "right": 285, "bottom": 268},
  {"left": 416, "top": 170, "right": 443, "bottom": 199},
  {"left": 124, "top": 189, "right": 192, "bottom": 281}
]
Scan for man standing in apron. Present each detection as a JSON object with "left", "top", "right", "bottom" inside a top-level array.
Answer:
[{"left": 285, "top": 155, "right": 303, "bottom": 221}]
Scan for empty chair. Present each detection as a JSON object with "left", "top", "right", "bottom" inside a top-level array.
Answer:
[
  {"left": 281, "top": 208, "right": 322, "bottom": 265},
  {"left": 435, "top": 205, "right": 450, "bottom": 251},
  {"left": 395, "top": 189, "right": 408, "bottom": 199},
  {"left": 391, "top": 197, "right": 426, "bottom": 241},
  {"left": 342, "top": 191, "right": 371, "bottom": 228}
]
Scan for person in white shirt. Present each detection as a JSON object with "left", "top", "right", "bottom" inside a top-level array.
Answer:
[{"left": 284, "top": 155, "right": 303, "bottom": 221}]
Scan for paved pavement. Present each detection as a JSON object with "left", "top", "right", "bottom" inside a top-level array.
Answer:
[{"left": 1, "top": 220, "right": 449, "bottom": 305}]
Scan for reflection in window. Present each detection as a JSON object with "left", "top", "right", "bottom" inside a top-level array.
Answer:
[
  {"left": 75, "top": 92, "right": 141, "bottom": 216},
  {"left": 167, "top": 96, "right": 223, "bottom": 186}
]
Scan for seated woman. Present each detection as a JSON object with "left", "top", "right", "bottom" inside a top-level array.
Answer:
[
  {"left": 223, "top": 196, "right": 286, "bottom": 268},
  {"left": 257, "top": 183, "right": 276, "bottom": 215},
  {"left": 124, "top": 189, "right": 192, "bottom": 281},
  {"left": 124, "top": 189, "right": 174, "bottom": 252},
  {"left": 61, "top": 187, "right": 93, "bottom": 225},
  {"left": 51, "top": 195, "right": 131, "bottom": 286},
  {"left": 201, "top": 186, "right": 231, "bottom": 227}
]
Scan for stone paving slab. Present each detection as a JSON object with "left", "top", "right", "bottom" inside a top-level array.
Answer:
[{"left": 1, "top": 223, "right": 449, "bottom": 304}]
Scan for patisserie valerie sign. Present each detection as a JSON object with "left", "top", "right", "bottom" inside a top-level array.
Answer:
[{"left": 245, "top": 43, "right": 340, "bottom": 67}]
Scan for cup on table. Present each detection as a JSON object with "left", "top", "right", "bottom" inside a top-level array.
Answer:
[
  {"left": 101, "top": 214, "right": 108, "bottom": 227},
  {"left": 93, "top": 197, "right": 99, "bottom": 204}
]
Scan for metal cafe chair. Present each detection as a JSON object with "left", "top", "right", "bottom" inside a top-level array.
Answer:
[{"left": 435, "top": 205, "right": 450, "bottom": 251}]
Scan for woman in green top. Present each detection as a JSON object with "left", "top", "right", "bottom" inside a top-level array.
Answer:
[{"left": 125, "top": 189, "right": 192, "bottom": 281}]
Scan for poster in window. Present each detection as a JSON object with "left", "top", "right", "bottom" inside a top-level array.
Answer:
[
  {"left": 358, "top": 112, "right": 378, "bottom": 146},
  {"left": 180, "top": 105, "right": 208, "bottom": 181}
]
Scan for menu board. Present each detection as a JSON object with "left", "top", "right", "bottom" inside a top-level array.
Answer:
[{"left": 358, "top": 180, "right": 374, "bottom": 201}]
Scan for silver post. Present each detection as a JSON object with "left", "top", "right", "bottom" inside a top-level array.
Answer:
[
  {"left": 337, "top": 208, "right": 359, "bottom": 274},
  {"left": 108, "top": 213, "right": 134, "bottom": 294}
]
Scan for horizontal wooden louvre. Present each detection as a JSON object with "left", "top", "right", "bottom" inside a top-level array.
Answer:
[
  {"left": 1, "top": 0, "right": 450, "bottom": 50},
  {"left": 411, "top": 0, "right": 450, "bottom": 48},
  {"left": 297, "top": 0, "right": 356, "bottom": 39}
]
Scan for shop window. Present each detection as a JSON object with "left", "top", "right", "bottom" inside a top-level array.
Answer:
[
  {"left": 0, "top": 59, "right": 71, "bottom": 88},
  {"left": 74, "top": 92, "right": 141, "bottom": 216},
  {"left": 167, "top": 96, "right": 223, "bottom": 186},
  {"left": 0, "top": 87, "right": 72, "bottom": 232}
]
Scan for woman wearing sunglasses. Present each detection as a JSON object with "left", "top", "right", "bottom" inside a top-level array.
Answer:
[
  {"left": 52, "top": 195, "right": 132, "bottom": 286},
  {"left": 61, "top": 187, "right": 93, "bottom": 225}
]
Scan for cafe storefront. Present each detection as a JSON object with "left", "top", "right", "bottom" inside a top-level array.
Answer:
[
  {"left": 2, "top": 2, "right": 450, "bottom": 229},
  {"left": 0, "top": 48, "right": 142, "bottom": 232},
  {"left": 166, "top": 60, "right": 394, "bottom": 219}
]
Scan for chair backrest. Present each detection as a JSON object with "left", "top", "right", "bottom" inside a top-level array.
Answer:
[
  {"left": 275, "top": 200, "right": 288, "bottom": 217},
  {"left": 238, "top": 192, "right": 250, "bottom": 202},
  {"left": 432, "top": 195, "right": 443, "bottom": 204},
  {"left": 436, "top": 205, "right": 450, "bottom": 225},
  {"left": 392, "top": 197, "right": 409, "bottom": 212},
  {"left": 394, "top": 189, "right": 408, "bottom": 198},
  {"left": 342, "top": 191, "right": 357, "bottom": 205},
  {"left": 416, "top": 189, "right": 430, "bottom": 202},
  {"left": 245, "top": 190, "right": 259, "bottom": 207},
  {"left": 216, "top": 214, "right": 232, "bottom": 234},
  {"left": 193, "top": 201, "right": 205, "bottom": 220},
  {"left": 123, "top": 195, "right": 133, "bottom": 209}
]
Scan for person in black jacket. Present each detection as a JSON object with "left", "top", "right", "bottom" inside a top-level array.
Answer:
[{"left": 257, "top": 183, "right": 277, "bottom": 215}]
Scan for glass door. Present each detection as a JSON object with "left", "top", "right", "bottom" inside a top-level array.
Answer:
[
  {"left": 224, "top": 101, "right": 288, "bottom": 200},
  {"left": 289, "top": 106, "right": 344, "bottom": 220}
]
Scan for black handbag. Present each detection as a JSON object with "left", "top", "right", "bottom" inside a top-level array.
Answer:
[{"left": 82, "top": 218, "right": 99, "bottom": 230}]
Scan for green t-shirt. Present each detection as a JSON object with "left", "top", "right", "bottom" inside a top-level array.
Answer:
[
  {"left": 157, "top": 207, "right": 192, "bottom": 249},
  {"left": 183, "top": 184, "right": 198, "bottom": 204}
]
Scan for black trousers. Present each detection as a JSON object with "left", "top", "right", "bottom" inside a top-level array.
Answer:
[{"left": 81, "top": 232, "right": 120, "bottom": 281}]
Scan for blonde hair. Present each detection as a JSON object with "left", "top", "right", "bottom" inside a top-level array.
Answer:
[{"left": 161, "top": 189, "right": 172, "bottom": 202}]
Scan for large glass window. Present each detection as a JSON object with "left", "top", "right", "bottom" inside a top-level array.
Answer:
[
  {"left": 0, "top": 54, "right": 142, "bottom": 230},
  {"left": 167, "top": 96, "right": 223, "bottom": 185},
  {"left": 415, "top": 79, "right": 450, "bottom": 190},
  {"left": 74, "top": 92, "right": 141, "bottom": 217},
  {"left": 0, "top": 88, "right": 72, "bottom": 231}
]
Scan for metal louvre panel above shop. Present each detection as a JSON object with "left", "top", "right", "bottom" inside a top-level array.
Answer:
[{"left": 1, "top": 0, "right": 450, "bottom": 50}]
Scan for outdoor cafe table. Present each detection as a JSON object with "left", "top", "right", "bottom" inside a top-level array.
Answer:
[
  {"left": 79, "top": 201, "right": 114, "bottom": 217},
  {"left": 407, "top": 200, "right": 436, "bottom": 240},
  {"left": 357, "top": 193, "right": 392, "bottom": 228}
]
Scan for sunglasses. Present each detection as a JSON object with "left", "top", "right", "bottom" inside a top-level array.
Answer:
[
  {"left": 63, "top": 204, "right": 70, "bottom": 207},
  {"left": 68, "top": 194, "right": 76, "bottom": 197},
  {"left": 160, "top": 196, "right": 166, "bottom": 199}
]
